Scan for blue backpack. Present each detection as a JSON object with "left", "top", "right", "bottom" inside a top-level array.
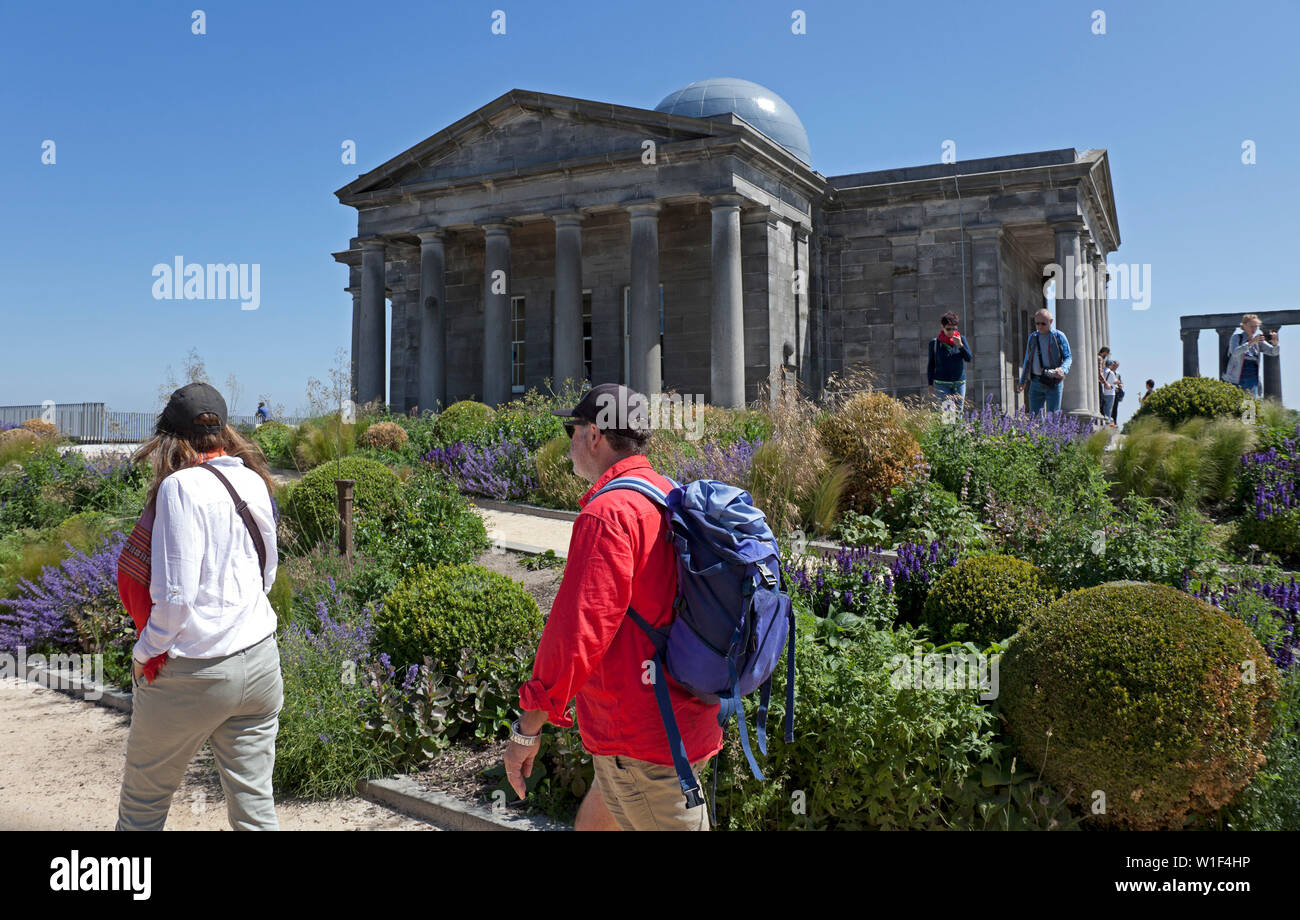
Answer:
[{"left": 591, "top": 475, "right": 796, "bottom": 814}]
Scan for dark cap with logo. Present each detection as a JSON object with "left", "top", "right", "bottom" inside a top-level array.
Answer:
[
  {"left": 552, "top": 383, "right": 651, "bottom": 439},
  {"left": 157, "top": 381, "right": 228, "bottom": 438}
]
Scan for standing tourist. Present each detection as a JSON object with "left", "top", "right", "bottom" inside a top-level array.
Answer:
[
  {"left": 116, "top": 382, "right": 283, "bottom": 831},
  {"left": 1223, "top": 313, "right": 1280, "bottom": 397},
  {"left": 1016, "top": 309, "right": 1072, "bottom": 415},
  {"left": 927, "top": 311, "right": 973, "bottom": 407}
]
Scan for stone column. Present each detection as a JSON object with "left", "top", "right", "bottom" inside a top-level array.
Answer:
[
  {"left": 1217, "top": 327, "right": 1235, "bottom": 378},
  {"left": 482, "top": 223, "right": 512, "bottom": 407},
  {"left": 710, "top": 194, "right": 746, "bottom": 407},
  {"left": 1081, "top": 241, "right": 1098, "bottom": 416},
  {"left": 1181, "top": 328, "right": 1200, "bottom": 378},
  {"left": 1052, "top": 221, "right": 1088, "bottom": 415},
  {"left": 1263, "top": 348, "right": 1282, "bottom": 400},
  {"left": 358, "top": 238, "right": 387, "bottom": 407},
  {"left": 347, "top": 284, "right": 361, "bottom": 402},
  {"left": 626, "top": 200, "right": 662, "bottom": 397},
  {"left": 416, "top": 228, "right": 446, "bottom": 413},
  {"left": 550, "top": 210, "right": 584, "bottom": 388}
]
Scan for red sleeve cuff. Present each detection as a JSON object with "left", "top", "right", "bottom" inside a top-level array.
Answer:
[{"left": 518, "top": 679, "right": 574, "bottom": 728}]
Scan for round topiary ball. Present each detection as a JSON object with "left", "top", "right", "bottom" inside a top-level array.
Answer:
[
  {"left": 433, "top": 401, "right": 496, "bottom": 446},
  {"left": 816, "top": 391, "right": 921, "bottom": 513},
  {"left": 358, "top": 420, "right": 409, "bottom": 452},
  {"left": 1000, "top": 582, "right": 1279, "bottom": 829},
  {"left": 20, "top": 418, "right": 59, "bottom": 439},
  {"left": 375, "top": 563, "right": 543, "bottom": 669},
  {"left": 1131, "top": 376, "right": 1257, "bottom": 428},
  {"left": 922, "top": 554, "right": 1056, "bottom": 647},
  {"left": 282, "top": 455, "right": 400, "bottom": 547}
]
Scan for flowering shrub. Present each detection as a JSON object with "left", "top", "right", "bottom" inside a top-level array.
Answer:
[
  {"left": 817, "top": 391, "right": 922, "bottom": 513},
  {"left": 424, "top": 439, "right": 536, "bottom": 501},
  {"left": 889, "top": 539, "right": 960, "bottom": 625},
  {"left": 1188, "top": 575, "right": 1298, "bottom": 673},
  {"left": 1236, "top": 424, "right": 1300, "bottom": 559},
  {"left": 0, "top": 447, "right": 149, "bottom": 532},
  {"left": 669, "top": 437, "right": 761, "bottom": 487}
]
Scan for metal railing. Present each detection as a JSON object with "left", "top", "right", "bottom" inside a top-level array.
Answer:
[{"left": 0, "top": 404, "right": 306, "bottom": 443}]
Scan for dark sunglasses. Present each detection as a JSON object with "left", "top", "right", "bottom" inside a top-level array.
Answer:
[{"left": 565, "top": 419, "right": 591, "bottom": 438}]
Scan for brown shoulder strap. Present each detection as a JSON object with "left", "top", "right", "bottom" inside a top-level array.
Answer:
[{"left": 198, "top": 463, "right": 268, "bottom": 578}]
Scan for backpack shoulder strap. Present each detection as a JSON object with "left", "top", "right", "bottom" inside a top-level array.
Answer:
[
  {"left": 591, "top": 475, "right": 671, "bottom": 508},
  {"left": 199, "top": 463, "right": 268, "bottom": 578}
]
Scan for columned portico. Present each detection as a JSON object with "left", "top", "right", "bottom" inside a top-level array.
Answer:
[
  {"left": 626, "top": 200, "right": 662, "bottom": 397},
  {"left": 1082, "top": 241, "right": 1098, "bottom": 416},
  {"left": 710, "top": 193, "right": 745, "bottom": 407},
  {"left": 416, "top": 228, "right": 447, "bottom": 413},
  {"left": 358, "top": 238, "right": 387, "bottom": 406},
  {"left": 482, "top": 222, "right": 512, "bottom": 406},
  {"left": 1052, "top": 221, "right": 1088, "bottom": 414},
  {"left": 550, "top": 210, "right": 584, "bottom": 387}
]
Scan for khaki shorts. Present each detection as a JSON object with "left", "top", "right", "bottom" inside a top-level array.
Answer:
[{"left": 591, "top": 754, "right": 711, "bottom": 831}]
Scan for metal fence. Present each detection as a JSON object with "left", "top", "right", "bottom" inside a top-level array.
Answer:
[{"left": 0, "top": 403, "right": 306, "bottom": 443}]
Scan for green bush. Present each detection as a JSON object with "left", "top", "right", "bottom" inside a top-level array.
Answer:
[
  {"left": 1000, "top": 582, "right": 1280, "bottom": 829},
  {"left": 433, "top": 401, "right": 496, "bottom": 447},
  {"left": 252, "top": 421, "right": 296, "bottom": 468},
  {"left": 922, "top": 555, "right": 1057, "bottom": 647},
  {"left": 1131, "top": 376, "right": 1257, "bottom": 428},
  {"left": 710, "top": 609, "right": 998, "bottom": 829},
  {"left": 817, "top": 391, "right": 921, "bottom": 513},
  {"left": 281, "top": 456, "right": 400, "bottom": 549},
  {"left": 532, "top": 435, "right": 587, "bottom": 510},
  {"left": 1110, "top": 415, "right": 1255, "bottom": 506},
  {"left": 292, "top": 415, "right": 356, "bottom": 469},
  {"left": 1217, "top": 663, "right": 1300, "bottom": 830},
  {"left": 268, "top": 566, "right": 293, "bottom": 632},
  {"left": 375, "top": 563, "right": 543, "bottom": 669},
  {"left": 358, "top": 420, "right": 409, "bottom": 452},
  {"left": 352, "top": 466, "right": 489, "bottom": 602},
  {"left": 879, "top": 475, "right": 986, "bottom": 551}
]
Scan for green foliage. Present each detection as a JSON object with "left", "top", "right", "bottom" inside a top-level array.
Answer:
[
  {"left": 357, "top": 420, "right": 409, "bottom": 452},
  {"left": 268, "top": 566, "right": 293, "bottom": 632},
  {"left": 532, "top": 435, "right": 588, "bottom": 510},
  {"left": 251, "top": 421, "right": 295, "bottom": 468},
  {"left": 834, "top": 509, "right": 891, "bottom": 548},
  {"left": 922, "top": 555, "right": 1057, "bottom": 647},
  {"left": 700, "top": 405, "right": 773, "bottom": 446},
  {"left": 879, "top": 474, "right": 987, "bottom": 551},
  {"left": 817, "top": 391, "right": 922, "bottom": 513},
  {"left": 710, "top": 611, "right": 998, "bottom": 829},
  {"left": 0, "top": 446, "right": 149, "bottom": 535},
  {"left": 942, "top": 739, "right": 1083, "bottom": 830},
  {"left": 491, "top": 391, "right": 568, "bottom": 450},
  {"left": 1216, "top": 666, "right": 1300, "bottom": 830},
  {"left": 352, "top": 466, "right": 489, "bottom": 602},
  {"left": 281, "top": 456, "right": 399, "bottom": 550},
  {"left": 1110, "top": 415, "right": 1255, "bottom": 506},
  {"left": 521, "top": 549, "right": 564, "bottom": 571},
  {"left": 1130, "top": 375, "right": 1257, "bottom": 428},
  {"left": 0, "top": 429, "right": 45, "bottom": 466},
  {"left": 375, "top": 563, "right": 543, "bottom": 669},
  {"left": 1000, "top": 582, "right": 1280, "bottom": 829},
  {"left": 273, "top": 626, "right": 394, "bottom": 800},
  {"left": 292, "top": 414, "right": 357, "bottom": 469},
  {"left": 433, "top": 401, "right": 496, "bottom": 447},
  {"left": 0, "top": 511, "right": 120, "bottom": 601}
]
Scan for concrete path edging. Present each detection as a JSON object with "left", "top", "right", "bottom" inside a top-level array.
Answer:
[{"left": 356, "top": 777, "right": 569, "bottom": 832}]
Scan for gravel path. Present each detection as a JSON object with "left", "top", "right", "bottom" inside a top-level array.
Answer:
[{"left": 0, "top": 678, "right": 439, "bottom": 831}]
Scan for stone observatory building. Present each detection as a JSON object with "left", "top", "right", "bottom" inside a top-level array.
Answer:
[{"left": 334, "top": 77, "right": 1121, "bottom": 415}]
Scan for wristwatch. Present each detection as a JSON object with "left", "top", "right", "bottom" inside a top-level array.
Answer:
[{"left": 510, "top": 720, "right": 541, "bottom": 747}]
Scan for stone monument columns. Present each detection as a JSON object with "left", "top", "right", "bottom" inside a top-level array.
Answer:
[
  {"left": 710, "top": 193, "right": 746, "bottom": 408},
  {"left": 416, "top": 228, "right": 447, "bottom": 414},
  {"left": 626, "top": 200, "right": 663, "bottom": 398},
  {"left": 550, "top": 210, "right": 585, "bottom": 389},
  {"left": 1052, "top": 221, "right": 1088, "bottom": 414},
  {"left": 1081, "top": 240, "right": 1098, "bottom": 415},
  {"left": 1181, "top": 328, "right": 1200, "bottom": 378},
  {"left": 358, "top": 237, "right": 388, "bottom": 406},
  {"left": 482, "top": 222, "right": 513, "bottom": 407},
  {"left": 1263, "top": 351, "right": 1283, "bottom": 399},
  {"left": 1217, "top": 327, "right": 1235, "bottom": 378}
]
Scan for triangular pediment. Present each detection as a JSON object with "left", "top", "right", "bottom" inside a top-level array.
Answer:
[{"left": 336, "top": 89, "right": 743, "bottom": 199}]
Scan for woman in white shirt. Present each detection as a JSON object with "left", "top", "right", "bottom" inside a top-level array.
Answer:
[
  {"left": 116, "top": 382, "right": 283, "bottom": 831},
  {"left": 1101, "top": 359, "right": 1120, "bottom": 426}
]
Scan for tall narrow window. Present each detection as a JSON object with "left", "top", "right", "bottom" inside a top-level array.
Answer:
[
  {"left": 622, "top": 284, "right": 665, "bottom": 386},
  {"left": 511, "top": 295, "right": 526, "bottom": 393},
  {"left": 581, "top": 289, "right": 593, "bottom": 382}
]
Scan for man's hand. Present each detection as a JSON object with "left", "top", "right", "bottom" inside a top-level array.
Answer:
[{"left": 502, "top": 710, "right": 548, "bottom": 799}]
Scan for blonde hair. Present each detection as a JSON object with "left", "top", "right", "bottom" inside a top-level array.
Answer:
[
  {"left": 133, "top": 412, "right": 276, "bottom": 507},
  {"left": 1241, "top": 313, "right": 1261, "bottom": 328}
]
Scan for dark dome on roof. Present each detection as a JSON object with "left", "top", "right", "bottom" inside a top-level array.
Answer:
[{"left": 654, "top": 78, "right": 811, "bottom": 166}]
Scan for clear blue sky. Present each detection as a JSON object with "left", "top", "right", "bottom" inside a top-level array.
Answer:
[{"left": 2, "top": 0, "right": 1296, "bottom": 421}]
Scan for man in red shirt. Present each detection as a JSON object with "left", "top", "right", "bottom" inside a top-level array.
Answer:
[{"left": 503, "top": 384, "right": 723, "bottom": 830}]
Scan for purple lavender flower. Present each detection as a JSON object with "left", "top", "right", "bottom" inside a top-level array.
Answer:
[{"left": 423, "top": 438, "right": 536, "bottom": 500}]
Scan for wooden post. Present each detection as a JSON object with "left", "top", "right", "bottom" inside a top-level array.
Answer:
[{"left": 336, "top": 479, "right": 355, "bottom": 562}]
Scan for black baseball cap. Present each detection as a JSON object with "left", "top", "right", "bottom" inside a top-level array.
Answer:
[
  {"left": 158, "top": 381, "right": 228, "bottom": 437},
  {"left": 553, "top": 383, "right": 651, "bottom": 439}
]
